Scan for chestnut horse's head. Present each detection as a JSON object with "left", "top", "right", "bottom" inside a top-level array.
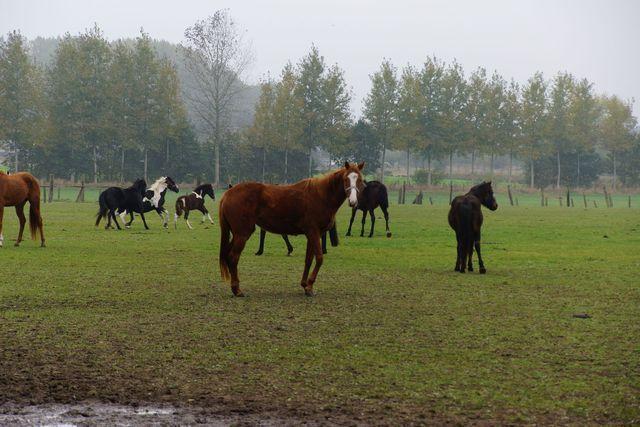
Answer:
[{"left": 342, "top": 161, "right": 366, "bottom": 207}]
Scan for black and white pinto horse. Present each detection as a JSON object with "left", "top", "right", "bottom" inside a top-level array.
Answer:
[
  {"left": 346, "top": 180, "right": 391, "bottom": 238},
  {"left": 95, "top": 179, "right": 148, "bottom": 230},
  {"left": 174, "top": 183, "right": 215, "bottom": 229},
  {"left": 119, "top": 176, "right": 179, "bottom": 228}
]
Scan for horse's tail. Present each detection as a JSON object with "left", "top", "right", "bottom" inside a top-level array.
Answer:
[
  {"left": 95, "top": 192, "right": 108, "bottom": 226},
  {"left": 219, "top": 203, "right": 232, "bottom": 283},
  {"left": 459, "top": 203, "right": 474, "bottom": 255},
  {"left": 23, "top": 175, "right": 44, "bottom": 242},
  {"left": 175, "top": 197, "right": 184, "bottom": 218}
]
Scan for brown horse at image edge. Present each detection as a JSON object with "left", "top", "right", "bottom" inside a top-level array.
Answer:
[
  {"left": 218, "top": 162, "right": 366, "bottom": 297},
  {"left": 0, "top": 171, "right": 45, "bottom": 248}
]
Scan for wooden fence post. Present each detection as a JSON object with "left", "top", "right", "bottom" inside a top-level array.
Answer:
[
  {"left": 570, "top": 197, "right": 574, "bottom": 207},
  {"left": 397, "top": 185, "right": 402, "bottom": 204},
  {"left": 48, "top": 174, "right": 54, "bottom": 203},
  {"left": 559, "top": 196, "right": 563, "bottom": 207},
  {"left": 566, "top": 188, "right": 570, "bottom": 208},
  {"left": 603, "top": 187, "right": 610, "bottom": 208},
  {"left": 429, "top": 196, "right": 433, "bottom": 206},
  {"left": 629, "top": 195, "right": 632, "bottom": 208},
  {"left": 545, "top": 197, "right": 548, "bottom": 207},
  {"left": 449, "top": 182, "right": 453, "bottom": 205},
  {"left": 75, "top": 182, "right": 85, "bottom": 203},
  {"left": 541, "top": 188, "right": 545, "bottom": 207},
  {"left": 402, "top": 182, "right": 406, "bottom": 205},
  {"left": 608, "top": 193, "right": 613, "bottom": 208},
  {"left": 43, "top": 185, "right": 47, "bottom": 203},
  {"left": 507, "top": 185, "right": 514, "bottom": 206},
  {"left": 583, "top": 193, "right": 587, "bottom": 209},
  {"left": 593, "top": 200, "right": 598, "bottom": 208},
  {"left": 515, "top": 197, "right": 519, "bottom": 206}
]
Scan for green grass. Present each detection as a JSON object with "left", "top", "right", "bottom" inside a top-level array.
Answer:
[{"left": 1, "top": 195, "right": 639, "bottom": 424}]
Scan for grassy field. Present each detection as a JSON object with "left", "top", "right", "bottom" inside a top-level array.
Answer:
[{"left": 1, "top": 192, "right": 639, "bottom": 424}]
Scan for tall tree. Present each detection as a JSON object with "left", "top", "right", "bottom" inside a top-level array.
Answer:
[
  {"left": 521, "top": 72, "right": 549, "bottom": 188},
  {"left": 321, "top": 63, "right": 352, "bottom": 167},
  {"left": 272, "top": 63, "right": 303, "bottom": 182},
  {"left": 363, "top": 59, "right": 398, "bottom": 182},
  {"left": 464, "top": 67, "right": 489, "bottom": 177},
  {"left": 396, "top": 65, "right": 422, "bottom": 181},
  {"left": 416, "top": 57, "right": 445, "bottom": 186},
  {"left": 438, "top": 61, "right": 468, "bottom": 182},
  {"left": 501, "top": 80, "right": 522, "bottom": 184},
  {"left": 295, "top": 45, "right": 326, "bottom": 177},
  {"left": 567, "top": 78, "right": 599, "bottom": 187},
  {"left": 548, "top": 72, "right": 574, "bottom": 188},
  {"left": 247, "top": 79, "right": 276, "bottom": 182},
  {"left": 182, "top": 10, "right": 254, "bottom": 186},
  {"left": 0, "top": 31, "right": 45, "bottom": 172},
  {"left": 599, "top": 95, "right": 636, "bottom": 188}
]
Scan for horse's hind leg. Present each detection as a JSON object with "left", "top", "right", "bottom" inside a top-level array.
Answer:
[
  {"left": 368, "top": 209, "right": 375, "bottom": 237},
  {"left": 255, "top": 228, "right": 266, "bottom": 255},
  {"left": 184, "top": 210, "right": 193, "bottom": 230},
  {"left": 14, "top": 202, "right": 27, "bottom": 246},
  {"left": 381, "top": 205, "right": 391, "bottom": 237},
  {"left": 475, "top": 232, "right": 486, "bottom": 274},
  {"left": 467, "top": 244, "right": 474, "bottom": 272},
  {"left": 228, "top": 234, "right": 250, "bottom": 297},
  {"left": 303, "top": 232, "right": 323, "bottom": 297},
  {"left": 282, "top": 234, "right": 293, "bottom": 256},
  {"left": 346, "top": 207, "right": 356, "bottom": 236},
  {"left": 110, "top": 210, "right": 122, "bottom": 230},
  {"left": 360, "top": 210, "right": 368, "bottom": 237},
  {"left": 454, "top": 231, "right": 462, "bottom": 272}
]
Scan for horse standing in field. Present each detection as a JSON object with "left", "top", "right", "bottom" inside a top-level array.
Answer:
[
  {"left": 345, "top": 180, "right": 391, "bottom": 238},
  {"left": 255, "top": 223, "right": 338, "bottom": 256},
  {"left": 119, "top": 176, "right": 179, "bottom": 228},
  {"left": 174, "top": 183, "right": 215, "bottom": 229},
  {"left": 219, "top": 161, "right": 366, "bottom": 297},
  {"left": 448, "top": 181, "right": 498, "bottom": 274},
  {"left": 95, "top": 179, "right": 147, "bottom": 230},
  {"left": 0, "top": 171, "right": 45, "bottom": 247}
]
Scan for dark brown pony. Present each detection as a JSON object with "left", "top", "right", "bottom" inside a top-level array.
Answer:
[
  {"left": 448, "top": 181, "right": 497, "bottom": 274},
  {"left": 174, "top": 183, "right": 215, "bottom": 229},
  {"left": 219, "top": 161, "right": 365, "bottom": 297},
  {"left": 0, "top": 171, "right": 45, "bottom": 247}
]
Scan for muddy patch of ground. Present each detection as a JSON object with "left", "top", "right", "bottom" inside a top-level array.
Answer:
[{"left": 0, "top": 402, "right": 335, "bottom": 426}]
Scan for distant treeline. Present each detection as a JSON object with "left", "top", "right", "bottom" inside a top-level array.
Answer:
[{"left": 1, "top": 19, "right": 639, "bottom": 188}]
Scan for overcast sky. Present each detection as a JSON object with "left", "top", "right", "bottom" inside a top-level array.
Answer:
[{"left": 2, "top": 0, "right": 638, "bottom": 117}]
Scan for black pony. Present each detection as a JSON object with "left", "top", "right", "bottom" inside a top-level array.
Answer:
[
  {"left": 95, "top": 179, "right": 148, "bottom": 230},
  {"left": 448, "top": 181, "right": 498, "bottom": 273},
  {"left": 255, "top": 223, "right": 338, "bottom": 256},
  {"left": 346, "top": 180, "right": 391, "bottom": 238},
  {"left": 120, "top": 176, "right": 179, "bottom": 228},
  {"left": 174, "top": 183, "right": 216, "bottom": 229}
]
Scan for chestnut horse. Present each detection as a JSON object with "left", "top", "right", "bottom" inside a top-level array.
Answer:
[
  {"left": 0, "top": 171, "right": 45, "bottom": 247},
  {"left": 448, "top": 181, "right": 497, "bottom": 274},
  {"left": 219, "top": 161, "right": 365, "bottom": 297}
]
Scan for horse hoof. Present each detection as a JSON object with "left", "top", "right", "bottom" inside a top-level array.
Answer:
[
  {"left": 14, "top": 243, "right": 20, "bottom": 247},
  {"left": 386, "top": 232, "right": 392, "bottom": 238},
  {"left": 304, "top": 289, "right": 315, "bottom": 297},
  {"left": 468, "top": 267, "right": 474, "bottom": 272},
  {"left": 255, "top": 251, "right": 263, "bottom": 256},
  {"left": 233, "top": 292, "right": 245, "bottom": 297},
  {"left": 459, "top": 270, "right": 465, "bottom": 274},
  {"left": 480, "top": 268, "right": 487, "bottom": 274}
]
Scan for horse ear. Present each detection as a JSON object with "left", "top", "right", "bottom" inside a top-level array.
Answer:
[
  {"left": 344, "top": 161, "right": 350, "bottom": 169},
  {"left": 357, "top": 161, "right": 365, "bottom": 171}
]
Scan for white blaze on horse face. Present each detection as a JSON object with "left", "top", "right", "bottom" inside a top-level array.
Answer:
[{"left": 348, "top": 172, "right": 359, "bottom": 207}]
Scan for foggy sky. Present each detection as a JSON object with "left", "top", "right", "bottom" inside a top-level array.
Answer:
[{"left": 1, "top": 0, "right": 638, "bottom": 117}]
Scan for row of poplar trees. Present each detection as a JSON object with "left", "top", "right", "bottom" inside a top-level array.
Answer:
[
  {"left": 0, "top": 28, "right": 201, "bottom": 183},
  {"left": 249, "top": 56, "right": 638, "bottom": 188}
]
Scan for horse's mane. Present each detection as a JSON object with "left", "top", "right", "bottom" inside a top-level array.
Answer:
[
  {"left": 299, "top": 168, "right": 343, "bottom": 192},
  {"left": 468, "top": 181, "right": 492, "bottom": 196},
  {"left": 149, "top": 176, "right": 167, "bottom": 192}
]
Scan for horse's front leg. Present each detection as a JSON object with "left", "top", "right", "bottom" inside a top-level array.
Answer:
[
  {"left": 360, "top": 210, "right": 368, "bottom": 237},
  {"left": 368, "top": 209, "right": 375, "bottom": 237},
  {"left": 346, "top": 207, "right": 356, "bottom": 236},
  {"left": 475, "top": 231, "right": 486, "bottom": 274},
  {"left": 300, "top": 238, "right": 314, "bottom": 294},
  {"left": 140, "top": 212, "right": 149, "bottom": 230},
  {"left": 302, "top": 232, "right": 323, "bottom": 297},
  {"left": 0, "top": 205, "right": 4, "bottom": 247}
]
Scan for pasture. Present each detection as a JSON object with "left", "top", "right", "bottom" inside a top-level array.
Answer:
[{"left": 1, "top": 191, "right": 639, "bottom": 424}]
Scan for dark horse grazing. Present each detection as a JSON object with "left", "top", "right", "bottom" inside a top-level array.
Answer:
[
  {"left": 345, "top": 180, "right": 391, "bottom": 238},
  {"left": 120, "top": 176, "right": 179, "bottom": 228},
  {"left": 219, "top": 161, "right": 365, "bottom": 297},
  {"left": 174, "top": 183, "right": 215, "bottom": 229},
  {"left": 254, "top": 222, "right": 339, "bottom": 256},
  {"left": 95, "top": 179, "right": 148, "bottom": 230},
  {"left": 0, "top": 171, "right": 45, "bottom": 247},
  {"left": 448, "top": 181, "right": 498, "bottom": 274}
]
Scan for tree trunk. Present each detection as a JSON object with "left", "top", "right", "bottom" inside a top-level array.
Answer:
[
  {"left": 308, "top": 147, "right": 313, "bottom": 177},
  {"left": 449, "top": 150, "right": 454, "bottom": 180},
  {"left": 556, "top": 150, "right": 561, "bottom": 189},
  {"left": 144, "top": 148, "right": 148, "bottom": 182},
  {"left": 406, "top": 148, "right": 410, "bottom": 183},
  {"left": 120, "top": 148, "right": 125, "bottom": 183},
  {"left": 214, "top": 112, "right": 221, "bottom": 186},
  {"left": 427, "top": 152, "right": 432, "bottom": 186},
  {"left": 530, "top": 155, "right": 535, "bottom": 188},
  {"left": 262, "top": 147, "right": 267, "bottom": 182},
  {"left": 284, "top": 148, "right": 288, "bottom": 183},
  {"left": 93, "top": 146, "right": 98, "bottom": 184},
  {"left": 612, "top": 150, "right": 616, "bottom": 189},
  {"left": 14, "top": 144, "right": 18, "bottom": 172},
  {"left": 490, "top": 152, "right": 495, "bottom": 180},
  {"left": 380, "top": 142, "right": 386, "bottom": 183},
  {"left": 576, "top": 151, "right": 581, "bottom": 188},
  {"left": 508, "top": 150, "right": 513, "bottom": 184},
  {"left": 471, "top": 150, "right": 475, "bottom": 177}
]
